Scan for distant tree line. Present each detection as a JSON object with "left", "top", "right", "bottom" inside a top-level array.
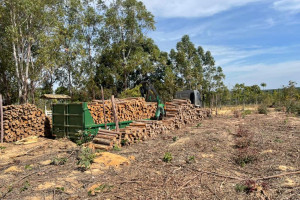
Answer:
[
  {"left": 0, "top": 0, "right": 299, "bottom": 116},
  {"left": 0, "top": 0, "right": 225, "bottom": 107}
]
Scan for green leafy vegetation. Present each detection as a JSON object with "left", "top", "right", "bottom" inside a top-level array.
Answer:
[
  {"left": 20, "top": 181, "right": 30, "bottom": 192},
  {"left": 172, "top": 136, "right": 178, "bottom": 142},
  {"left": 113, "top": 145, "right": 121, "bottom": 151},
  {"left": 24, "top": 164, "right": 33, "bottom": 170},
  {"left": 163, "top": 152, "right": 173, "bottom": 163},
  {"left": 258, "top": 104, "right": 268, "bottom": 114},
  {"left": 0, "top": 146, "right": 6, "bottom": 150},
  {"left": 235, "top": 184, "right": 248, "bottom": 193},
  {"left": 77, "top": 147, "right": 96, "bottom": 170},
  {"left": 186, "top": 155, "right": 196, "bottom": 164}
]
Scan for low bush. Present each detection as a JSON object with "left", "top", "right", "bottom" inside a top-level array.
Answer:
[
  {"left": 163, "top": 152, "right": 173, "bottom": 163},
  {"left": 77, "top": 147, "right": 96, "bottom": 170},
  {"left": 258, "top": 104, "right": 268, "bottom": 114},
  {"left": 235, "top": 148, "right": 257, "bottom": 167}
]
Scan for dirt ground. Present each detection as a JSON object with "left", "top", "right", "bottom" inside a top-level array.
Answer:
[{"left": 0, "top": 109, "right": 299, "bottom": 200}]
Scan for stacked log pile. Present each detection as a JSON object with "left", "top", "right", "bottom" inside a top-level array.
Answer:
[
  {"left": 2, "top": 104, "right": 50, "bottom": 142},
  {"left": 88, "top": 97, "right": 157, "bottom": 124},
  {"left": 93, "top": 99, "right": 211, "bottom": 149},
  {"left": 92, "top": 129, "right": 120, "bottom": 150}
]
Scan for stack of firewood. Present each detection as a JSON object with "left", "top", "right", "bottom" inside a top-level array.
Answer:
[
  {"left": 93, "top": 99, "right": 211, "bottom": 149},
  {"left": 88, "top": 97, "right": 157, "bottom": 124},
  {"left": 2, "top": 104, "right": 50, "bottom": 142}
]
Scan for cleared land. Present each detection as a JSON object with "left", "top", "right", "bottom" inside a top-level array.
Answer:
[{"left": 0, "top": 110, "right": 299, "bottom": 199}]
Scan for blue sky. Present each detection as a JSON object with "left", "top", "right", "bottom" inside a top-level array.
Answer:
[{"left": 141, "top": 0, "right": 300, "bottom": 89}]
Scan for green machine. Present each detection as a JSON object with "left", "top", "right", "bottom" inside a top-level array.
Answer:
[
  {"left": 52, "top": 102, "right": 132, "bottom": 140},
  {"left": 140, "top": 81, "right": 165, "bottom": 120}
]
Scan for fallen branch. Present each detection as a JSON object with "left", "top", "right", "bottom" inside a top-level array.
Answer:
[
  {"left": 188, "top": 167, "right": 300, "bottom": 181},
  {"left": 187, "top": 167, "right": 245, "bottom": 180},
  {"left": 252, "top": 171, "right": 300, "bottom": 181}
]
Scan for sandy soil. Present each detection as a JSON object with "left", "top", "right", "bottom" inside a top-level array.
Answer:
[{"left": 0, "top": 110, "right": 299, "bottom": 199}]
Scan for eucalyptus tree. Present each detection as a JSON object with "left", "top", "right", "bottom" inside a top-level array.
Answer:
[
  {"left": 171, "top": 35, "right": 203, "bottom": 90},
  {"left": 100, "top": 0, "right": 155, "bottom": 90},
  {"left": 54, "top": 0, "right": 85, "bottom": 96},
  {"left": 1, "top": 0, "right": 60, "bottom": 103}
]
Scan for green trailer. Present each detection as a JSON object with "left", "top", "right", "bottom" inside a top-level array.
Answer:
[{"left": 52, "top": 102, "right": 132, "bottom": 140}]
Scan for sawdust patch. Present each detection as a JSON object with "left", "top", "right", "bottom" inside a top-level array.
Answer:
[
  {"left": 39, "top": 160, "right": 52, "bottom": 165},
  {"left": 91, "top": 152, "right": 131, "bottom": 170},
  {"left": 37, "top": 182, "right": 57, "bottom": 190},
  {"left": 201, "top": 153, "right": 214, "bottom": 158},
  {"left": 282, "top": 178, "right": 297, "bottom": 187},
  {"left": 15, "top": 136, "right": 39, "bottom": 145},
  {"left": 261, "top": 149, "right": 273, "bottom": 154},
  {"left": 278, "top": 165, "right": 295, "bottom": 171},
  {"left": 4, "top": 166, "right": 23, "bottom": 173},
  {"left": 169, "top": 137, "right": 190, "bottom": 147}
]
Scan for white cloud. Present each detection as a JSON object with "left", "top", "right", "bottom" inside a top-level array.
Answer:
[
  {"left": 201, "top": 45, "right": 291, "bottom": 66},
  {"left": 273, "top": 0, "right": 300, "bottom": 13},
  {"left": 141, "top": 0, "right": 262, "bottom": 18},
  {"left": 224, "top": 60, "right": 300, "bottom": 89}
]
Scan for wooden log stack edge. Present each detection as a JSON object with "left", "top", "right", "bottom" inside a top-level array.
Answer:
[{"left": 2, "top": 104, "right": 51, "bottom": 142}]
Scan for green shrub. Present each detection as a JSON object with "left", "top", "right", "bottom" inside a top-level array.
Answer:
[
  {"left": 20, "top": 181, "right": 30, "bottom": 192},
  {"left": 163, "top": 152, "right": 173, "bottom": 163},
  {"left": 77, "top": 147, "right": 96, "bottom": 170},
  {"left": 242, "top": 110, "right": 252, "bottom": 117},
  {"left": 235, "top": 184, "right": 248, "bottom": 193},
  {"left": 172, "top": 136, "right": 178, "bottom": 142},
  {"left": 113, "top": 145, "right": 121, "bottom": 151},
  {"left": 235, "top": 148, "right": 257, "bottom": 167},
  {"left": 285, "top": 101, "right": 300, "bottom": 115},
  {"left": 258, "top": 104, "right": 268, "bottom": 114}
]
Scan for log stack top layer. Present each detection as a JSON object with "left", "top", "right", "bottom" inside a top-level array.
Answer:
[
  {"left": 2, "top": 104, "right": 51, "bottom": 142},
  {"left": 88, "top": 97, "right": 157, "bottom": 124}
]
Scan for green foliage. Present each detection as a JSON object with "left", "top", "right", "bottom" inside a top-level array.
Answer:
[
  {"left": 24, "top": 164, "right": 33, "bottom": 170},
  {"left": 0, "top": 146, "right": 6, "bottom": 150},
  {"left": 235, "top": 184, "right": 248, "bottom": 193},
  {"left": 196, "top": 123, "right": 202, "bottom": 127},
  {"left": 242, "top": 110, "right": 252, "bottom": 116},
  {"left": 235, "top": 149, "right": 257, "bottom": 167},
  {"left": 119, "top": 85, "right": 142, "bottom": 98},
  {"left": 163, "top": 152, "right": 173, "bottom": 163},
  {"left": 172, "top": 136, "right": 178, "bottom": 142},
  {"left": 258, "top": 104, "right": 268, "bottom": 114},
  {"left": 20, "top": 181, "right": 30, "bottom": 192},
  {"left": 187, "top": 155, "right": 195, "bottom": 163},
  {"left": 77, "top": 147, "right": 96, "bottom": 170},
  {"left": 113, "top": 145, "right": 121, "bottom": 151},
  {"left": 274, "top": 138, "right": 283, "bottom": 143},
  {"left": 75, "top": 130, "right": 94, "bottom": 146},
  {"left": 51, "top": 157, "right": 68, "bottom": 166},
  {"left": 55, "top": 187, "right": 65, "bottom": 192},
  {"left": 121, "top": 139, "right": 129, "bottom": 146}
]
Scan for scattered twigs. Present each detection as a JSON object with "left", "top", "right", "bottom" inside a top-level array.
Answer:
[
  {"left": 187, "top": 167, "right": 245, "bottom": 180},
  {"left": 252, "top": 171, "right": 300, "bottom": 181},
  {"left": 176, "top": 175, "right": 198, "bottom": 192},
  {"left": 188, "top": 167, "right": 300, "bottom": 181}
]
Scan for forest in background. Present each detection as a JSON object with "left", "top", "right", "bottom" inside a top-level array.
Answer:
[{"left": 0, "top": 0, "right": 299, "bottom": 114}]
